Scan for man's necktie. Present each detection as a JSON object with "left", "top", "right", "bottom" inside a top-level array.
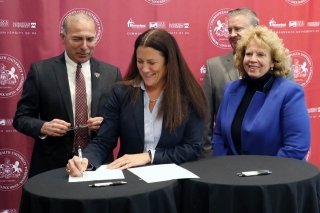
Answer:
[{"left": 74, "top": 63, "right": 89, "bottom": 150}]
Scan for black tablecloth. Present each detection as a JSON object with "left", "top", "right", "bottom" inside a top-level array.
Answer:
[
  {"left": 20, "top": 168, "right": 181, "bottom": 213},
  {"left": 181, "top": 155, "right": 320, "bottom": 213}
]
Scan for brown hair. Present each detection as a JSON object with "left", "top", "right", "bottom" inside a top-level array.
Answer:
[{"left": 123, "top": 29, "right": 207, "bottom": 132}]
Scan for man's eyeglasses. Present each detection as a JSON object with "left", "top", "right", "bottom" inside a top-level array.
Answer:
[{"left": 67, "top": 124, "right": 88, "bottom": 131}]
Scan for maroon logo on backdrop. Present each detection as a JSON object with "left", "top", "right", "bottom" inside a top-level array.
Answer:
[
  {"left": 289, "top": 50, "right": 313, "bottom": 87},
  {"left": 269, "top": 18, "right": 287, "bottom": 28},
  {"left": 199, "top": 65, "right": 207, "bottom": 82},
  {"left": 60, "top": 8, "right": 103, "bottom": 44},
  {"left": 149, "top": 21, "right": 166, "bottom": 29},
  {"left": 0, "top": 54, "right": 25, "bottom": 98},
  {"left": 0, "top": 209, "right": 18, "bottom": 213},
  {"left": 0, "top": 149, "right": 28, "bottom": 191},
  {"left": 208, "top": 8, "right": 231, "bottom": 49},
  {"left": 145, "top": 0, "right": 170, "bottom": 5},
  {"left": 308, "top": 106, "right": 320, "bottom": 119},
  {"left": 286, "top": 0, "right": 309, "bottom": 6},
  {"left": 127, "top": 18, "right": 147, "bottom": 29},
  {"left": 0, "top": 118, "right": 16, "bottom": 134},
  {"left": 0, "top": 19, "right": 9, "bottom": 28},
  {"left": 0, "top": 118, "right": 13, "bottom": 126}
]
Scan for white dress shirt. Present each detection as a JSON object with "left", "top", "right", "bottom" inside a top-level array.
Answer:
[{"left": 65, "top": 52, "right": 92, "bottom": 123}]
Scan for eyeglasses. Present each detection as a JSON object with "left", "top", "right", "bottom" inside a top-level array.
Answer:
[{"left": 67, "top": 124, "right": 89, "bottom": 131}]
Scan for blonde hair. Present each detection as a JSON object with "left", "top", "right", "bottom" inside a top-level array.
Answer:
[{"left": 234, "top": 25, "right": 290, "bottom": 78}]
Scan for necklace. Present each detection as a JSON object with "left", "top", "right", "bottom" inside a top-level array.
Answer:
[{"left": 149, "top": 98, "right": 158, "bottom": 103}]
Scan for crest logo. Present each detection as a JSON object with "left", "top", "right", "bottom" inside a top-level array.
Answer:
[
  {"left": 60, "top": 8, "right": 103, "bottom": 44},
  {"left": 0, "top": 149, "right": 28, "bottom": 191},
  {"left": 207, "top": 8, "right": 231, "bottom": 49},
  {"left": 289, "top": 50, "right": 313, "bottom": 87},
  {"left": 0, "top": 54, "right": 25, "bottom": 98},
  {"left": 145, "top": 0, "right": 170, "bottom": 5},
  {"left": 286, "top": 0, "right": 309, "bottom": 6}
]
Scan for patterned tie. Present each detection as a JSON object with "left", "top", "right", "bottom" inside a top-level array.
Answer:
[{"left": 74, "top": 63, "right": 89, "bottom": 151}]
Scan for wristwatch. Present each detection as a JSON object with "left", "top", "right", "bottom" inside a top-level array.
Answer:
[
  {"left": 147, "top": 150, "right": 152, "bottom": 164},
  {"left": 86, "top": 163, "right": 96, "bottom": 171}
]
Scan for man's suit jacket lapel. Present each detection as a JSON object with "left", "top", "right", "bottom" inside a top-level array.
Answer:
[
  {"left": 54, "top": 54, "right": 74, "bottom": 124},
  {"left": 90, "top": 58, "right": 101, "bottom": 116},
  {"left": 225, "top": 53, "right": 239, "bottom": 81},
  {"left": 133, "top": 90, "right": 145, "bottom": 143}
]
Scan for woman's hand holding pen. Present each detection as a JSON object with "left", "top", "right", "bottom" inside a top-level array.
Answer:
[{"left": 66, "top": 156, "right": 88, "bottom": 177}]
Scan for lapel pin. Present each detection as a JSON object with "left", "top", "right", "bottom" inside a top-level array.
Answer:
[{"left": 94, "top": 72, "right": 100, "bottom": 78}]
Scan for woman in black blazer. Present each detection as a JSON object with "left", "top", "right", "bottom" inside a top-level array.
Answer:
[{"left": 67, "top": 29, "right": 207, "bottom": 177}]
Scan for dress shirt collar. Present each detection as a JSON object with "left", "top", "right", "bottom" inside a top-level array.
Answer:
[{"left": 64, "top": 51, "right": 90, "bottom": 70}]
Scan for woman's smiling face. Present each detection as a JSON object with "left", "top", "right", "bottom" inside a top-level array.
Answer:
[
  {"left": 136, "top": 46, "right": 166, "bottom": 90},
  {"left": 243, "top": 40, "right": 274, "bottom": 79}
]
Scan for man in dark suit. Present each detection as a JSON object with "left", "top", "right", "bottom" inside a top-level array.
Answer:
[{"left": 13, "top": 12, "right": 122, "bottom": 177}]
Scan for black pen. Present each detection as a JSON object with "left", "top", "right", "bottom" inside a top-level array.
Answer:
[{"left": 88, "top": 181, "right": 127, "bottom": 187}]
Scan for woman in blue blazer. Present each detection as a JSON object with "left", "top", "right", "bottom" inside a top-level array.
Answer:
[
  {"left": 67, "top": 29, "right": 207, "bottom": 176},
  {"left": 213, "top": 26, "right": 310, "bottom": 160}
]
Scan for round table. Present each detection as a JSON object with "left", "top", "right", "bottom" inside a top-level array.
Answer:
[
  {"left": 20, "top": 168, "right": 181, "bottom": 213},
  {"left": 181, "top": 155, "right": 320, "bottom": 213}
]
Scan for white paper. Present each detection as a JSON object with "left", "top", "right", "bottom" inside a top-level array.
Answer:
[
  {"left": 128, "top": 163, "right": 199, "bottom": 183},
  {"left": 68, "top": 165, "right": 124, "bottom": 182}
]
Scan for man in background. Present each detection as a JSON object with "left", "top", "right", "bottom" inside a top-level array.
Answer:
[
  {"left": 202, "top": 8, "right": 293, "bottom": 157},
  {"left": 13, "top": 12, "right": 122, "bottom": 177}
]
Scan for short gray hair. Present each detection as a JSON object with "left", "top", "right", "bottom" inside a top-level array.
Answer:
[
  {"left": 228, "top": 8, "right": 260, "bottom": 26},
  {"left": 61, "top": 12, "right": 95, "bottom": 34}
]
